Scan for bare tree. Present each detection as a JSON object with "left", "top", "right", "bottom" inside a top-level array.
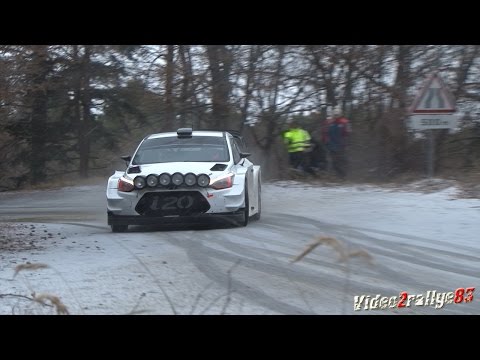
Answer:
[{"left": 206, "top": 45, "right": 233, "bottom": 128}]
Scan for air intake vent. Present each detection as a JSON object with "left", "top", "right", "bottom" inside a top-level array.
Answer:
[
  {"left": 127, "top": 166, "right": 141, "bottom": 174},
  {"left": 210, "top": 164, "right": 228, "bottom": 171}
]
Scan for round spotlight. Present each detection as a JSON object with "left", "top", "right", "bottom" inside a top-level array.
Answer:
[
  {"left": 133, "top": 176, "right": 146, "bottom": 189},
  {"left": 146, "top": 174, "right": 159, "bottom": 187},
  {"left": 159, "top": 173, "right": 171, "bottom": 186},
  {"left": 172, "top": 172, "right": 184, "bottom": 186},
  {"left": 184, "top": 173, "right": 197, "bottom": 186},
  {"left": 197, "top": 174, "right": 210, "bottom": 187}
]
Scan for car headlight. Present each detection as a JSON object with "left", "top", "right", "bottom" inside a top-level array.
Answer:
[
  {"left": 184, "top": 173, "right": 197, "bottom": 186},
  {"left": 133, "top": 176, "right": 146, "bottom": 189},
  {"left": 197, "top": 174, "right": 210, "bottom": 187},
  {"left": 146, "top": 174, "right": 159, "bottom": 187},
  {"left": 159, "top": 173, "right": 171, "bottom": 186},
  {"left": 209, "top": 173, "right": 234, "bottom": 190},
  {"left": 118, "top": 177, "right": 134, "bottom": 192},
  {"left": 172, "top": 172, "right": 184, "bottom": 186}
]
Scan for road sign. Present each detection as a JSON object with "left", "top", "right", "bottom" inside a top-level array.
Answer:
[
  {"left": 410, "top": 72, "right": 456, "bottom": 114},
  {"left": 408, "top": 114, "right": 459, "bottom": 130}
]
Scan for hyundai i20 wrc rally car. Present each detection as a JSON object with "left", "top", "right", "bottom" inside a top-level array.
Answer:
[{"left": 106, "top": 128, "right": 261, "bottom": 232}]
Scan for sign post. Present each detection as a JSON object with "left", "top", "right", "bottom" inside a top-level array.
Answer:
[
  {"left": 426, "top": 130, "right": 434, "bottom": 177},
  {"left": 408, "top": 72, "right": 457, "bottom": 177}
]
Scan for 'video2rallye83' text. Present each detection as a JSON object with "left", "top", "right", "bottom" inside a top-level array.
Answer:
[{"left": 106, "top": 128, "right": 261, "bottom": 232}]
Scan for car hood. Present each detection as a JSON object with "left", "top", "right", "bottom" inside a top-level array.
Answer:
[{"left": 127, "top": 162, "right": 231, "bottom": 178}]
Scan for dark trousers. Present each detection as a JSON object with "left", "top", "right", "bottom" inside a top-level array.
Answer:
[
  {"left": 309, "top": 144, "right": 328, "bottom": 170},
  {"left": 329, "top": 149, "right": 347, "bottom": 178},
  {"left": 288, "top": 152, "right": 304, "bottom": 169},
  {"left": 289, "top": 151, "right": 316, "bottom": 175}
]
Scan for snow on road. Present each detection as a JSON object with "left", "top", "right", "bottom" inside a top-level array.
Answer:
[
  {"left": 265, "top": 180, "right": 479, "bottom": 247},
  {"left": 0, "top": 180, "right": 479, "bottom": 315}
]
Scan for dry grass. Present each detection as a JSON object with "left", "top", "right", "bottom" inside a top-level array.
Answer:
[
  {"left": 342, "top": 249, "right": 374, "bottom": 265},
  {"left": 291, "top": 235, "right": 374, "bottom": 315},
  {"left": 5, "top": 263, "right": 71, "bottom": 315},
  {"left": 13, "top": 263, "right": 49, "bottom": 278},
  {"left": 291, "top": 236, "right": 373, "bottom": 265},
  {"left": 291, "top": 237, "right": 330, "bottom": 263},
  {"left": 32, "top": 292, "right": 69, "bottom": 315}
]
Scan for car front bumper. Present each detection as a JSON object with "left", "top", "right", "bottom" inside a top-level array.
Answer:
[
  {"left": 107, "top": 211, "right": 244, "bottom": 226},
  {"left": 106, "top": 185, "right": 246, "bottom": 217}
]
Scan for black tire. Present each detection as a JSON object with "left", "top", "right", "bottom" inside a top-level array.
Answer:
[
  {"left": 241, "top": 183, "right": 249, "bottom": 227},
  {"left": 111, "top": 224, "right": 128, "bottom": 233},
  {"left": 252, "top": 181, "right": 261, "bottom": 221}
]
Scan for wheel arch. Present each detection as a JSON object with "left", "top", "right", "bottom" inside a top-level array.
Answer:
[{"left": 250, "top": 165, "right": 261, "bottom": 217}]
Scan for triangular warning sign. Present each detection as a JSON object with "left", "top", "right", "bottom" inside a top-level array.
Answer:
[{"left": 410, "top": 72, "right": 456, "bottom": 114}]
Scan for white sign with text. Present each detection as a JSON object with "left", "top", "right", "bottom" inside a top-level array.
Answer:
[{"left": 408, "top": 114, "right": 459, "bottom": 130}]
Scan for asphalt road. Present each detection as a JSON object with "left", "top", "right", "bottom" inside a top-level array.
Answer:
[{"left": 0, "top": 183, "right": 478, "bottom": 314}]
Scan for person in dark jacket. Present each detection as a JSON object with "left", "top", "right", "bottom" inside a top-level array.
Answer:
[
  {"left": 322, "top": 108, "right": 351, "bottom": 178},
  {"left": 308, "top": 136, "right": 327, "bottom": 171}
]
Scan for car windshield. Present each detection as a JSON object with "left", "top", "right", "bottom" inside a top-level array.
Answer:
[{"left": 132, "top": 135, "right": 230, "bottom": 164}]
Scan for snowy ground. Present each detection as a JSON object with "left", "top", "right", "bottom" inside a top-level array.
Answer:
[
  {"left": 0, "top": 179, "right": 479, "bottom": 315},
  {"left": 270, "top": 179, "right": 479, "bottom": 248}
]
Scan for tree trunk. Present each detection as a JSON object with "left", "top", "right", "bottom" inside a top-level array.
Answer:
[
  {"left": 75, "top": 45, "right": 92, "bottom": 178},
  {"left": 165, "top": 45, "right": 175, "bottom": 130},
  {"left": 384, "top": 45, "right": 412, "bottom": 174},
  {"left": 206, "top": 46, "right": 232, "bottom": 128},
  {"left": 29, "top": 45, "right": 50, "bottom": 185},
  {"left": 239, "top": 45, "right": 261, "bottom": 132}
]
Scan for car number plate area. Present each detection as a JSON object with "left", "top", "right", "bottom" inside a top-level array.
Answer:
[{"left": 135, "top": 191, "right": 210, "bottom": 216}]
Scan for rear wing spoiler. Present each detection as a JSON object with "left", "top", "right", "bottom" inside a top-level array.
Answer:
[
  {"left": 197, "top": 128, "right": 241, "bottom": 137},
  {"left": 198, "top": 128, "right": 247, "bottom": 149},
  {"left": 225, "top": 130, "right": 247, "bottom": 150}
]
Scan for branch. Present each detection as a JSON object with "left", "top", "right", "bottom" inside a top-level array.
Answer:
[{"left": 0, "top": 293, "right": 53, "bottom": 308}]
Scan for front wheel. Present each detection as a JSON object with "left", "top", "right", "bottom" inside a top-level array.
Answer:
[
  {"left": 111, "top": 224, "right": 128, "bottom": 233},
  {"left": 252, "top": 181, "right": 261, "bottom": 221},
  {"left": 240, "top": 184, "right": 249, "bottom": 227}
]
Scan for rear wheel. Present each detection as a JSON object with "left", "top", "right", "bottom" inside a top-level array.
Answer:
[{"left": 111, "top": 224, "right": 128, "bottom": 233}]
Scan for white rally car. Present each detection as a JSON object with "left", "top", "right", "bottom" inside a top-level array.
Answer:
[{"left": 106, "top": 128, "right": 261, "bottom": 232}]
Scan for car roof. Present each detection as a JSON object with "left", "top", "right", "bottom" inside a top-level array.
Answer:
[{"left": 147, "top": 130, "right": 224, "bottom": 140}]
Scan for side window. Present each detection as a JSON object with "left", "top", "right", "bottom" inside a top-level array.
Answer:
[
  {"left": 229, "top": 137, "right": 241, "bottom": 164},
  {"left": 233, "top": 137, "right": 247, "bottom": 153}
]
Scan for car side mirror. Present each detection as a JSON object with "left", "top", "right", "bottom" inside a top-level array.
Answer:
[
  {"left": 239, "top": 152, "right": 251, "bottom": 159},
  {"left": 121, "top": 155, "right": 131, "bottom": 167}
]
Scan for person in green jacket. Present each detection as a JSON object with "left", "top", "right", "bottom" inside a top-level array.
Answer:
[{"left": 282, "top": 120, "right": 314, "bottom": 174}]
